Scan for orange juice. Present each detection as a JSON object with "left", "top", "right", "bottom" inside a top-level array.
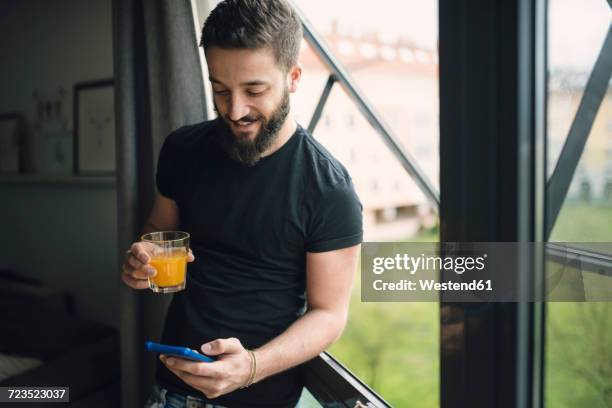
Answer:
[{"left": 149, "top": 250, "right": 188, "bottom": 287}]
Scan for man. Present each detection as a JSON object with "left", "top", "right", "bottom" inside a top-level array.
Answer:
[{"left": 121, "top": 1, "right": 362, "bottom": 407}]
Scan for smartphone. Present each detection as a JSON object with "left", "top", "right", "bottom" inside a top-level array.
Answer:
[{"left": 145, "top": 341, "right": 215, "bottom": 363}]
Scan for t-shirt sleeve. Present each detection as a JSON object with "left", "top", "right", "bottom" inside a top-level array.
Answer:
[
  {"left": 305, "top": 180, "right": 363, "bottom": 253},
  {"left": 156, "top": 131, "right": 178, "bottom": 199}
]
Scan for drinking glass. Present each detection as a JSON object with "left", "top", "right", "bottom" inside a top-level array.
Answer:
[{"left": 141, "top": 231, "right": 190, "bottom": 293}]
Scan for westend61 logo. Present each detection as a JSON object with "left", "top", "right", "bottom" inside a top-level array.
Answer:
[
  {"left": 372, "top": 253, "right": 488, "bottom": 275},
  {"left": 361, "top": 242, "right": 612, "bottom": 302}
]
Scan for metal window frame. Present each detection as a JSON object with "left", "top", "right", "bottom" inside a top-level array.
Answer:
[
  {"left": 438, "top": 2, "right": 546, "bottom": 408},
  {"left": 546, "top": 243, "right": 612, "bottom": 278},
  {"left": 302, "top": 353, "right": 392, "bottom": 408}
]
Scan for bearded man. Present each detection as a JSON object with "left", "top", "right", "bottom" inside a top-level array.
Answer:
[{"left": 121, "top": 1, "right": 363, "bottom": 407}]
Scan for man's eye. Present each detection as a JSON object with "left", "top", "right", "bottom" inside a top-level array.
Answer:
[
  {"left": 247, "top": 90, "right": 264, "bottom": 97},
  {"left": 213, "top": 90, "right": 229, "bottom": 96}
]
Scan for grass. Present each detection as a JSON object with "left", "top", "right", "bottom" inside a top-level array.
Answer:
[
  {"left": 545, "top": 302, "right": 612, "bottom": 408},
  {"left": 328, "top": 224, "right": 440, "bottom": 407},
  {"left": 546, "top": 202, "right": 612, "bottom": 408},
  {"left": 550, "top": 201, "right": 612, "bottom": 242}
]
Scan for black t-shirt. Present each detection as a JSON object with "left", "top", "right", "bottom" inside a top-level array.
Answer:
[{"left": 154, "top": 119, "right": 363, "bottom": 408}]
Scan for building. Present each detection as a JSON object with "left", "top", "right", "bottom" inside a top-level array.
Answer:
[{"left": 294, "top": 25, "right": 439, "bottom": 240}]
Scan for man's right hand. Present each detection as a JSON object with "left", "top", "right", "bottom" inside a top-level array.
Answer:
[
  {"left": 121, "top": 242, "right": 195, "bottom": 290},
  {"left": 121, "top": 242, "right": 158, "bottom": 290}
]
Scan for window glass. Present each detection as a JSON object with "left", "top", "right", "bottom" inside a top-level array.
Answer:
[
  {"left": 545, "top": 1, "right": 611, "bottom": 407},
  {"left": 293, "top": 1, "right": 439, "bottom": 406}
]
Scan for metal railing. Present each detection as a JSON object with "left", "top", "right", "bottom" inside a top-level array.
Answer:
[
  {"left": 302, "top": 354, "right": 392, "bottom": 408},
  {"left": 292, "top": 3, "right": 441, "bottom": 209}
]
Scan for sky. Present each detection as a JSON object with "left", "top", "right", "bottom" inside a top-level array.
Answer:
[
  {"left": 293, "top": 0, "right": 438, "bottom": 48},
  {"left": 548, "top": 0, "right": 610, "bottom": 71}
]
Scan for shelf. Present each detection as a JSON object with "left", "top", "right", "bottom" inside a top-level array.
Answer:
[{"left": 0, "top": 174, "right": 116, "bottom": 186}]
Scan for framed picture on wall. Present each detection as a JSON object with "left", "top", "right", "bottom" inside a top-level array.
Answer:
[
  {"left": 0, "top": 113, "right": 22, "bottom": 174},
  {"left": 74, "top": 79, "right": 115, "bottom": 175}
]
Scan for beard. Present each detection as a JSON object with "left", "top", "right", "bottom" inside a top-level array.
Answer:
[{"left": 214, "top": 89, "right": 290, "bottom": 167}]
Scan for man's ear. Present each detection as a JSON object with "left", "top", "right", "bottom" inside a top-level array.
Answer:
[{"left": 287, "top": 63, "right": 302, "bottom": 93}]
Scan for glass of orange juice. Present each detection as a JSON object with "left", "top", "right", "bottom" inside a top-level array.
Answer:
[{"left": 141, "top": 231, "right": 190, "bottom": 293}]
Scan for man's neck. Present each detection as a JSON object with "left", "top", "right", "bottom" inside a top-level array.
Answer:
[{"left": 261, "top": 115, "right": 297, "bottom": 158}]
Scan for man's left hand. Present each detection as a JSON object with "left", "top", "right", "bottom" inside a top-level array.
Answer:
[{"left": 160, "top": 337, "right": 252, "bottom": 399}]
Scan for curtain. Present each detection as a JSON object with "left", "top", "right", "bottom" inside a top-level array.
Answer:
[{"left": 112, "top": 0, "right": 208, "bottom": 405}]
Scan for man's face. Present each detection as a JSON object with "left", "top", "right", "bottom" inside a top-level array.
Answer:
[{"left": 206, "top": 46, "right": 299, "bottom": 166}]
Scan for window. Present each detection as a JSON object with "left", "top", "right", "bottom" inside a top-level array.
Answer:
[
  {"left": 293, "top": 1, "right": 439, "bottom": 406},
  {"left": 545, "top": 1, "right": 612, "bottom": 407}
]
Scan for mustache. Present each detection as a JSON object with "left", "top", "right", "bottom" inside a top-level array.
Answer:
[
  {"left": 212, "top": 106, "right": 260, "bottom": 124},
  {"left": 227, "top": 115, "right": 261, "bottom": 124}
]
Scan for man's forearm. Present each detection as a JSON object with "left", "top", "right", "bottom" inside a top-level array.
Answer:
[{"left": 252, "top": 308, "right": 346, "bottom": 383}]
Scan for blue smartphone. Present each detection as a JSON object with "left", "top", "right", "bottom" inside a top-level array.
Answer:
[{"left": 145, "top": 341, "right": 215, "bottom": 363}]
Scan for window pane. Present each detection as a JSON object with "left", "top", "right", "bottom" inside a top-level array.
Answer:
[
  {"left": 546, "top": 0, "right": 610, "bottom": 176},
  {"left": 293, "top": 1, "right": 439, "bottom": 406},
  {"left": 298, "top": 389, "right": 324, "bottom": 407},
  {"left": 545, "top": 1, "right": 612, "bottom": 407}
]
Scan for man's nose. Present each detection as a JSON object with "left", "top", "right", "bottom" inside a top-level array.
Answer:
[{"left": 228, "top": 94, "right": 249, "bottom": 121}]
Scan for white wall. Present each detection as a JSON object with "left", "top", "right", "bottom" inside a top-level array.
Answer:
[{"left": 0, "top": 0, "right": 118, "bottom": 327}]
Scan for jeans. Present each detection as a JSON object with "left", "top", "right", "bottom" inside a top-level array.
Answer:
[
  {"left": 145, "top": 383, "right": 302, "bottom": 408},
  {"left": 144, "top": 384, "right": 227, "bottom": 408}
]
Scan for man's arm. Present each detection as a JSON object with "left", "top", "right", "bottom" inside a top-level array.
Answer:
[
  {"left": 142, "top": 193, "right": 180, "bottom": 233},
  {"left": 252, "top": 243, "right": 360, "bottom": 382},
  {"left": 160, "top": 243, "right": 360, "bottom": 398},
  {"left": 121, "top": 193, "right": 193, "bottom": 290}
]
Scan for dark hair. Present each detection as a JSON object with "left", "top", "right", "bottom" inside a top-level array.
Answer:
[{"left": 200, "top": 0, "right": 303, "bottom": 72}]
